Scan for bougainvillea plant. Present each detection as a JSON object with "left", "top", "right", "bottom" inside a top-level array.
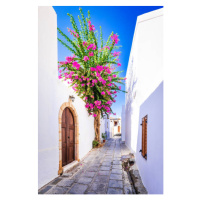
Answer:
[{"left": 57, "top": 8, "right": 126, "bottom": 144}]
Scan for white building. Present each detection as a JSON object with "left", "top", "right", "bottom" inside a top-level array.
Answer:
[
  {"left": 110, "top": 117, "right": 121, "bottom": 137},
  {"left": 38, "top": 7, "right": 98, "bottom": 189},
  {"left": 125, "top": 8, "right": 163, "bottom": 194}
]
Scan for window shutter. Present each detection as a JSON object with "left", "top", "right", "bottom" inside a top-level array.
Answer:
[
  {"left": 141, "top": 115, "right": 147, "bottom": 159},
  {"left": 142, "top": 118, "right": 145, "bottom": 157}
]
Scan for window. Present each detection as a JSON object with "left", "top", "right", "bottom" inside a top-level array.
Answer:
[
  {"left": 140, "top": 115, "right": 147, "bottom": 159},
  {"left": 114, "top": 121, "right": 117, "bottom": 126}
]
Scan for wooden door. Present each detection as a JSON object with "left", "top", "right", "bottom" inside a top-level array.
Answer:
[
  {"left": 118, "top": 126, "right": 120, "bottom": 132},
  {"left": 61, "top": 107, "right": 75, "bottom": 166}
]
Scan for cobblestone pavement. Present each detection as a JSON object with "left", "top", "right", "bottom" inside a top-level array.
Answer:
[{"left": 39, "top": 136, "right": 135, "bottom": 194}]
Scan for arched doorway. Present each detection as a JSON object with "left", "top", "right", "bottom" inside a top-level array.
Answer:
[
  {"left": 61, "top": 107, "right": 75, "bottom": 166},
  {"left": 58, "top": 100, "right": 79, "bottom": 175}
]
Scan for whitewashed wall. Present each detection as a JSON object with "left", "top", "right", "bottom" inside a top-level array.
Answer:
[
  {"left": 125, "top": 8, "right": 163, "bottom": 153},
  {"left": 104, "top": 118, "right": 111, "bottom": 139},
  {"left": 38, "top": 6, "right": 95, "bottom": 189},
  {"left": 121, "top": 105, "right": 126, "bottom": 141},
  {"left": 136, "top": 82, "right": 163, "bottom": 194},
  {"left": 125, "top": 8, "right": 163, "bottom": 194},
  {"left": 100, "top": 117, "right": 105, "bottom": 141}
]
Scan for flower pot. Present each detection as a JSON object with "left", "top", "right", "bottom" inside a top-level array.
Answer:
[{"left": 103, "top": 139, "right": 105, "bottom": 143}]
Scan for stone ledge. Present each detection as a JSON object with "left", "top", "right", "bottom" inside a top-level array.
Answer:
[
  {"left": 129, "top": 167, "right": 148, "bottom": 194},
  {"left": 121, "top": 152, "right": 148, "bottom": 194},
  {"left": 62, "top": 160, "right": 79, "bottom": 174}
]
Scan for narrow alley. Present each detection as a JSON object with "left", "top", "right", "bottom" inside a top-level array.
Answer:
[{"left": 39, "top": 136, "right": 135, "bottom": 194}]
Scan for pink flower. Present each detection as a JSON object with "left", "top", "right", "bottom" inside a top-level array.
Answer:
[
  {"left": 92, "top": 79, "right": 98, "bottom": 84},
  {"left": 96, "top": 73, "right": 101, "bottom": 77},
  {"left": 111, "top": 34, "right": 119, "bottom": 45},
  {"left": 88, "top": 20, "right": 95, "bottom": 31},
  {"left": 79, "top": 78, "right": 82, "bottom": 82},
  {"left": 106, "top": 100, "right": 112, "bottom": 105},
  {"left": 112, "top": 51, "right": 120, "bottom": 57},
  {"left": 117, "top": 63, "right": 121, "bottom": 66},
  {"left": 108, "top": 76, "right": 112, "bottom": 81},
  {"left": 106, "top": 90, "right": 111, "bottom": 95},
  {"left": 96, "top": 65, "right": 103, "bottom": 72},
  {"left": 113, "top": 74, "right": 117, "bottom": 78},
  {"left": 93, "top": 113, "right": 97, "bottom": 117},
  {"left": 105, "top": 68, "right": 111, "bottom": 74},
  {"left": 87, "top": 43, "right": 96, "bottom": 50},
  {"left": 101, "top": 91, "right": 105, "bottom": 95},
  {"left": 113, "top": 113, "right": 116, "bottom": 115},
  {"left": 90, "top": 103, "right": 94, "bottom": 108},
  {"left": 67, "top": 28, "right": 79, "bottom": 38},
  {"left": 94, "top": 100, "right": 101, "bottom": 106},
  {"left": 83, "top": 41, "right": 88, "bottom": 47},
  {"left": 83, "top": 56, "right": 89, "bottom": 62},
  {"left": 72, "top": 61, "right": 80, "bottom": 70},
  {"left": 89, "top": 52, "right": 94, "bottom": 57},
  {"left": 119, "top": 86, "right": 121, "bottom": 90},
  {"left": 91, "top": 67, "right": 96, "bottom": 71},
  {"left": 89, "top": 25, "right": 95, "bottom": 31},
  {"left": 102, "top": 80, "right": 106, "bottom": 85},
  {"left": 81, "top": 84, "right": 85, "bottom": 87}
]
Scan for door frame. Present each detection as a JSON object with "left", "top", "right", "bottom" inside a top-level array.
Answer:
[{"left": 58, "top": 99, "right": 79, "bottom": 175}]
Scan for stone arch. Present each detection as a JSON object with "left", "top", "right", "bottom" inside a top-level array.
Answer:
[{"left": 58, "top": 99, "right": 79, "bottom": 175}]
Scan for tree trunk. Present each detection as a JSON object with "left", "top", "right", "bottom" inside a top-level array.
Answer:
[{"left": 94, "top": 111, "right": 101, "bottom": 144}]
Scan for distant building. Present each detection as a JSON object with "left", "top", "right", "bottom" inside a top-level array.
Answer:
[{"left": 110, "top": 117, "right": 121, "bottom": 137}]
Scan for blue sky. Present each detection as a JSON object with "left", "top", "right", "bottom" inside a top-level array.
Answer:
[{"left": 53, "top": 6, "right": 163, "bottom": 118}]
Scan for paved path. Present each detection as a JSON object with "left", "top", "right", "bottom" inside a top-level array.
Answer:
[{"left": 39, "top": 136, "right": 135, "bottom": 194}]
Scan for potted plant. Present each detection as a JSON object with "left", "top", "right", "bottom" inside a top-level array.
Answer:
[
  {"left": 92, "top": 140, "right": 99, "bottom": 148},
  {"left": 102, "top": 133, "right": 107, "bottom": 143}
]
